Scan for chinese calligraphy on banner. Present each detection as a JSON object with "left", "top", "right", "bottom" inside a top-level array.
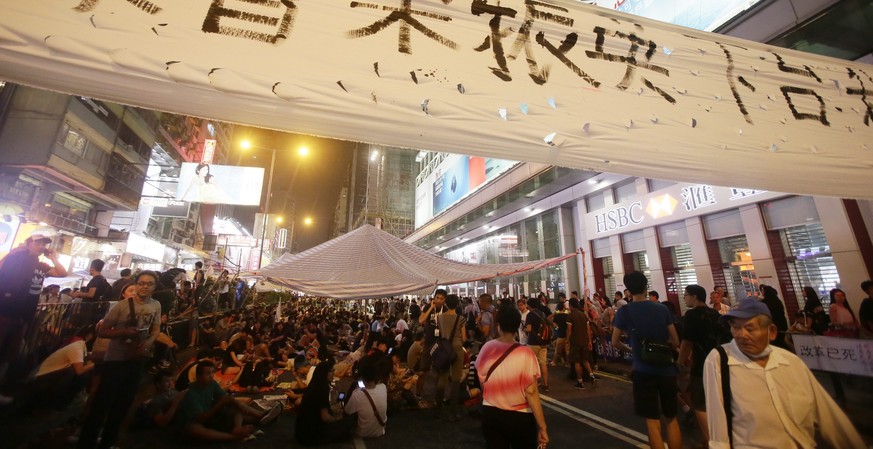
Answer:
[
  {"left": 793, "top": 334, "right": 873, "bottom": 378},
  {"left": 0, "top": 0, "right": 871, "bottom": 199}
]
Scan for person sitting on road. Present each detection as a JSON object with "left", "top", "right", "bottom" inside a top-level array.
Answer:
[
  {"left": 387, "top": 352, "right": 420, "bottom": 412},
  {"left": 344, "top": 355, "right": 388, "bottom": 438},
  {"left": 173, "top": 360, "right": 281, "bottom": 443},
  {"left": 141, "top": 370, "right": 185, "bottom": 428},
  {"left": 295, "top": 360, "right": 355, "bottom": 446}
]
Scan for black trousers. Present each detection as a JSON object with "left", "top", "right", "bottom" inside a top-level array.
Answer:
[
  {"left": 77, "top": 360, "right": 144, "bottom": 449},
  {"left": 482, "top": 406, "right": 537, "bottom": 449}
]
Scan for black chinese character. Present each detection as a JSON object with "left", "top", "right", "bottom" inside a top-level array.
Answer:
[
  {"left": 717, "top": 43, "right": 756, "bottom": 124},
  {"left": 841, "top": 348, "right": 857, "bottom": 361},
  {"left": 799, "top": 345, "right": 813, "bottom": 357},
  {"left": 472, "top": 0, "right": 575, "bottom": 85},
  {"left": 203, "top": 0, "right": 298, "bottom": 45},
  {"left": 586, "top": 26, "right": 674, "bottom": 103},
  {"left": 74, "top": 0, "right": 162, "bottom": 14},
  {"left": 826, "top": 347, "right": 840, "bottom": 360},
  {"left": 347, "top": 0, "right": 457, "bottom": 55},
  {"left": 771, "top": 53, "right": 829, "bottom": 126},
  {"left": 846, "top": 68, "right": 873, "bottom": 126}
]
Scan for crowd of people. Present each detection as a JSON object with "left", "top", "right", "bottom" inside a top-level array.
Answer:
[{"left": 0, "top": 230, "right": 869, "bottom": 449}]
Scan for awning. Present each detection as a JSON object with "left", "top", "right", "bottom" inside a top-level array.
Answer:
[{"left": 258, "top": 224, "right": 577, "bottom": 299}]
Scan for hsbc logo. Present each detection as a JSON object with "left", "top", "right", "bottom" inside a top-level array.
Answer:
[{"left": 646, "top": 194, "right": 679, "bottom": 219}]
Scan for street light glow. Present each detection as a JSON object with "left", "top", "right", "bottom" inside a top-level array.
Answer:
[
  {"left": 299, "top": 146, "right": 310, "bottom": 157},
  {"left": 276, "top": 216, "right": 284, "bottom": 224},
  {"left": 303, "top": 217, "right": 313, "bottom": 226},
  {"left": 240, "top": 140, "right": 251, "bottom": 150}
]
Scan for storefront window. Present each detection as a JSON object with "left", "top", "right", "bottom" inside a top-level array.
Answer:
[
  {"left": 717, "top": 235, "right": 759, "bottom": 301},
  {"left": 670, "top": 243, "right": 698, "bottom": 314},
  {"left": 780, "top": 223, "right": 839, "bottom": 310},
  {"left": 602, "top": 256, "right": 616, "bottom": 299}
]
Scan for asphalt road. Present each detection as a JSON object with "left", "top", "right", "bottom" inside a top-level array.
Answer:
[{"left": 5, "top": 364, "right": 871, "bottom": 449}]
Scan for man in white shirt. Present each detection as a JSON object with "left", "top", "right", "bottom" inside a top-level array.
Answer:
[
  {"left": 29, "top": 325, "right": 96, "bottom": 405},
  {"left": 516, "top": 299, "right": 530, "bottom": 345},
  {"left": 395, "top": 314, "right": 409, "bottom": 333},
  {"left": 344, "top": 357, "right": 387, "bottom": 438},
  {"left": 703, "top": 300, "right": 865, "bottom": 449}
]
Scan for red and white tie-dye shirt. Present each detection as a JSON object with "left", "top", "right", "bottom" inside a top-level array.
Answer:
[{"left": 475, "top": 339, "right": 541, "bottom": 413}]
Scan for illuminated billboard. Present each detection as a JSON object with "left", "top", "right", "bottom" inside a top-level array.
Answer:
[
  {"left": 176, "top": 163, "right": 265, "bottom": 206},
  {"left": 415, "top": 154, "right": 516, "bottom": 228}
]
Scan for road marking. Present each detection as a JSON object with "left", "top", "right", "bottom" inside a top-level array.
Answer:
[
  {"left": 353, "top": 436, "right": 366, "bottom": 449},
  {"left": 594, "top": 371, "right": 632, "bottom": 384},
  {"left": 540, "top": 394, "right": 650, "bottom": 445}
]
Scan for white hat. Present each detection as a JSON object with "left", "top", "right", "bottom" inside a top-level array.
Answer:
[{"left": 27, "top": 232, "right": 52, "bottom": 244}]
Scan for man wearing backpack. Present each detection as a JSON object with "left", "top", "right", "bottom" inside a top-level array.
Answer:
[
  {"left": 677, "top": 284, "right": 720, "bottom": 448},
  {"left": 523, "top": 296, "right": 552, "bottom": 393}
]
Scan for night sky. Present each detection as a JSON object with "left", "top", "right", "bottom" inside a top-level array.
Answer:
[{"left": 231, "top": 126, "right": 356, "bottom": 252}]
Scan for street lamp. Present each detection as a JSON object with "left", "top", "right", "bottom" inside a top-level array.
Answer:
[
  {"left": 240, "top": 139, "right": 308, "bottom": 269},
  {"left": 289, "top": 215, "right": 313, "bottom": 253}
]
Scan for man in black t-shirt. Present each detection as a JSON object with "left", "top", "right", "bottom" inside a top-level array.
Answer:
[
  {"left": 859, "top": 280, "right": 873, "bottom": 339},
  {"left": 677, "top": 284, "right": 720, "bottom": 447},
  {"left": 110, "top": 268, "right": 132, "bottom": 301},
  {"left": 72, "top": 259, "right": 110, "bottom": 302}
]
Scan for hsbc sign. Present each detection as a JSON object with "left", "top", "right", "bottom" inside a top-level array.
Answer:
[
  {"left": 594, "top": 202, "right": 644, "bottom": 234},
  {"left": 586, "top": 184, "right": 784, "bottom": 237}
]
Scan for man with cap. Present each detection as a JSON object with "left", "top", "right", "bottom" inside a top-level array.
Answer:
[
  {"left": 703, "top": 299, "right": 865, "bottom": 449},
  {"left": 0, "top": 232, "right": 67, "bottom": 404}
]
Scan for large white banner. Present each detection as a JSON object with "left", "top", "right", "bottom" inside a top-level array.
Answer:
[
  {"left": 0, "top": 1, "right": 871, "bottom": 199},
  {"left": 792, "top": 334, "right": 873, "bottom": 378}
]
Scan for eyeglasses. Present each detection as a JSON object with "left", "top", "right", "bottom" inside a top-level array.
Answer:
[{"left": 137, "top": 282, "right": 156, "bottom": 288}]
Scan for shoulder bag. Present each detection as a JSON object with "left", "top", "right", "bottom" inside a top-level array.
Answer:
[
  {"left": 715, "top": 345, "right": 733, "bottom": 449},
  {"left": 627, "top": 306, "right": 676, "bottom": 366},
  {"left": 360, "top": 388, "right": 386, "bottom": 427},
  {"left": 430, "top": 315, "right": 459, "bottom": 371},
  {"left": 483, "top": 343, "right": 521, "bottom": 383}
]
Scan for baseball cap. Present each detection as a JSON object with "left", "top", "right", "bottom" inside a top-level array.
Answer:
[
  {"left": 725, "top": 299, "right": 772, "bottom": 320},
  {"left": 27, "top": 232, "right": 52, "bottom": 244}
]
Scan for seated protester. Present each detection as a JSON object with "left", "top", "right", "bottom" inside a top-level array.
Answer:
[
  {"left": 141, "top": 370, "right": 185, "bottom": 428},
  {"left": 460, "top": 341, "right": 482, "bottom": 403},
  {"left": 286, "top": 355, "right": 312, "bottom": 408},
  {"left": 175, "top": 349, "right": 226, "bottom": 392},
  {"left": 174, "top": 361, "right": 281, "bottom": 443},
  {"left": 199, "top": 320, "right": 218, "bottom": 348},
  {"left": 344, "top": 355, "right": 388, "bottom": 439},
  {"left": 296, "top": 360, "right": 356, "bottom": 446},
  {"left": 29, "top": 325, "right": 96, "bottom": 406},
  {"left": 222, "top": 337, "right": 248, "bottom": 375},
  {"left": 150, "top": 313, "right": 179, "bottom": 373},
  {"left": 387, "top": 353, "right": 420, "bottom": 412}
]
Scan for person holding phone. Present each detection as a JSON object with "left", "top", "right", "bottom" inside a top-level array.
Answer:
[
  {"left": 296, "top": 360, "right": 355, "bottom": 446},
  {"left": 0, "top": 232, "right": 67, "bottom": 404}
]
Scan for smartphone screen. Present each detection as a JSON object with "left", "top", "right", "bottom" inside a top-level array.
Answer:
[
  {"left": 338, "top": 392, "right": 346, "bottom": 401},
  {"left": 358, "top": 380, "right": 365, "bottom": 389}
]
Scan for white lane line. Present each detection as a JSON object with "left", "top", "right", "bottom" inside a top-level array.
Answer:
[
  {"left": 541, "top": 401, "right": 649, "bottom": 449},
  {"left": 353, "top": 436, "right": 366, "bottom": 449},
  {"left": 540, "top": 394, "right": 650, "bottom": 443}
]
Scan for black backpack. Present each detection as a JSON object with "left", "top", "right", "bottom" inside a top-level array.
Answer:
[
  {"left": 698, "top": 308, "right": 731, "bottom": 352},
  {"left": 96, "top": 276, "right": 114, "bottom": 301}
]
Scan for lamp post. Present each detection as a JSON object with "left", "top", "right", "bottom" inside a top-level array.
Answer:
[{"left": 241, "top": 140, "right": 308, "bottom": 269}]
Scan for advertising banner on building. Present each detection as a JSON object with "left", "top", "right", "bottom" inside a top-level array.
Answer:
[
  {"left": 0, "top": 2, "right": 871, "bottom": 199},
  {"left": 176, "top": 163, "right": 264, "bottom": 205}
]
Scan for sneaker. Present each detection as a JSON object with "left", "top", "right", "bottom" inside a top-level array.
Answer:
[
  {"left": 242, "top": 434, "right": 257, "bottom": 443},
  {"left": 158, "top": 360, "right": 171, "bottom": 369},
  {"left": 252, "top": 430, "right": 265, "bottom": 437},
  {"left": 259, "top": 404, "right": 282, "bottom": 425},
  {"left": 0, "top": 394, "right": 13, "bottom": 405},
  {"left": 573, "top": 381, "right": 586, "bottom": 390}
]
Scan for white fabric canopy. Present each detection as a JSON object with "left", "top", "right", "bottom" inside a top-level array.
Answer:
[
  {"left": 0, "top": 1, "right": 871, "bottom": 199},
  {"left": 258, "top": 224, "right": 576, "bottom": 299}
]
